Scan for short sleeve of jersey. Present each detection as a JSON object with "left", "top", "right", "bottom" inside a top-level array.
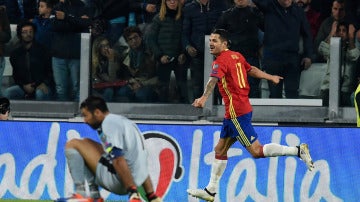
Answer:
[
  {"left": 243, "top": 57, "right": 252, "bottom": 72},
  {"left": 210, "top": 60, "right": 226, "bottom": 79},
  {"left": 101, "top": 115, "right": 125, "bottom": 151}
]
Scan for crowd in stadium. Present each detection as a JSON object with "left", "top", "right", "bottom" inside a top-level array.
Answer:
[{"left": 0, "top": 0, "right": 358, "bottom": 106}]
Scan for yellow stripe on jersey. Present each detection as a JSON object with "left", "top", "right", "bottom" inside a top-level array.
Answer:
[
  {"left": 236, "top": 62, "right": 246, "bottom": 88},
  {"left": 232, "top": 118, "right": 251, "bottom": 146},
  {"left": 221, "top": 77, "right": 237, "bottom": 118},
  {"left": 355, "top": 84, "right": 360, "bottom": 127}
]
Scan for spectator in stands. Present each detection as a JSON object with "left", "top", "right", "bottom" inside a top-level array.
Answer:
[
  {"left": 344, "top": 0, "right": 360, "bottom": 29},
  {"left": 91, "top": 36, "right": 126, "bottom": 102},
  {"left": 4, "top": 21, "right": 54, "bottom": 100},
  {"left": 50, "top": 0, "right": 91, "bottom": 101},
  {"left": 311, "top": 0, "right": 333, "bottom": 21},
  {"left": 214, "top": 0, "right": 264, "bottom": 98},
  {"left": 91, "top": 0, "right": 129, "bottom": 46},
  {"left": 5, "top": 0, "right": 37, "bottom": 24},
  {"left": 314, "top": 0, "right": 346, "bottom": 62},
  {"left": 252, "top": 0, "right": 313, "bottom": 98},
  {"left": 130, "top": 0, "right": 160, "bottom": 36},
  {"left": 32, "top": 0, "right": 55, "bottom": 51},
  {"left": 295, "top": 0, "right": 323, "bottom": 41},
  {"left": 319, "top": 22, "right": 360, "bottom": 106},
  {"left": 0, "top": 96, "right": 10, "bottom": 120},
  {"left": 148, "top": 0, "right": 188, "bottom": 103},
  {"left": 0, "top": 5, "right": 11, "bottom": 97},
  {"left": 182, "top": 0, "right": 228, "bottom": 101},
  {"left": 120, "top": 26, "right": 159, "bottom": 103}
]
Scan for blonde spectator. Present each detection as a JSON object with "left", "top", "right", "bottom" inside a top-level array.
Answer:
[
  {"left": 148, "top": 0, "right": 188, "bottom": 103},
  {"left": 91, "top": 36, "right": 126, "bottom": 102}
]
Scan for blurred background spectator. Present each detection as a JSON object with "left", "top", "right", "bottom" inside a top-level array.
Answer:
[
  {"left": 252, "top": 0, "right": 313, "bottom": 98},
  {"left": 120, "top": 26, "right": 159, "bottom": 103},
  {"left": 91, "top": 36, "right": 126, "bottom": 102},
  {"left": 4, "top": 21, "right": 54, "bottom": 100},
  {"left": 91, "top": 0, "right": 130, "bottom": 46},
  {"left": 319, "top": 22, "right": 360, "bottom": 106},
  {"left": 130, "top": 0, "right": 160, "bottom": 37},
  {"left": 314, "top": 0, "right": 346, "bottom": 62},
  {"left": 32, "top": 0, "right": 56, "bottom": 52},
  {"left": 182, "top": 0, "right": 228, "bottom": 101},
  {"left": 5, "top": 0, "right": 37, "bottom": 24},
  {"left": 214, "top": 0, "right": 264, "bottom": 98},
  {"left": 0, "top": 5, "right": 10, "bottom": 97},
  {"left": 148, "top": 0, "right": 187, "bottom": 103},
  {"left": 50, "top": 0, "right": 91, "bottom": 101},
  {"left": 295, "top": 0, "right": 323, "bottom": 42}
]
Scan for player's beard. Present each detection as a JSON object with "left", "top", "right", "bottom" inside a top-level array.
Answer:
[{"left": 88, "top": 119, "right": 102, "bottom": 130}]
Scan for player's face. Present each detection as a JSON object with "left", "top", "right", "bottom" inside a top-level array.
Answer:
[
  {"left": 209, "top": 33, "right": 227, "bottom": 56},
  {"left": 0, "top": 111, "right": 9, "bottom": 120},
  {"left": 81, "top": 108, "right": 102, "bottom": 129}
]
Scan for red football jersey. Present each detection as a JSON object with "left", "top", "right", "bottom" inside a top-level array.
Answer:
[{"left": 210, "top": 49, "right": 253, "bottom": 119}]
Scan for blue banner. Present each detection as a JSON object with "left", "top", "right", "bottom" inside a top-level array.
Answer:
[{"left": 0, "top": 121, "right": 358, "bottom": 201}]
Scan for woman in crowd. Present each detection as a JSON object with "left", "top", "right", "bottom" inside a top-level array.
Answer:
[
  {"left": 91, "top": 36, "right": 126, "bottom": 101},
  {"left": 148, "top": 0, "right": 188, "bottom": 103}
]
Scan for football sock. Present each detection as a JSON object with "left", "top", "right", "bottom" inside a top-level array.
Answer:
[
  {"left": 206, "top": 156, "right": 228, "bottom": 194},
  {"left": 65, "top": 148, "right": 86, "bottom": 196},
  {"left": 263, "top": 143, "right": 298, "bottom": 157},
  {"left": 84, "top": 166, "right": 101, "bottom": 198}
]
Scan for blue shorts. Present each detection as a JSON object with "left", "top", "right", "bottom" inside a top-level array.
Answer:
[{"left": 220, "top": 112, "right": 258, "bottom": 147}]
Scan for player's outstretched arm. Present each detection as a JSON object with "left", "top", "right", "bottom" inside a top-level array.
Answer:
[
  {"left": 192, "top": 76, "right": 218, "bottom": 108},
  {"left": 248, "top": 66, "right": 283, "bottom": 84}
]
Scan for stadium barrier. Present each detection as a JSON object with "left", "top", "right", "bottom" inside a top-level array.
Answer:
[{"left": 0, "top": 121, "right": 358, "bottom": 201}]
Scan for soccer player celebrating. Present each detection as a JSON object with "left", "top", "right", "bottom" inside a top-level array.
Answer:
[{"left": 187, "top": 29, "right": 314, "bottom": 202}]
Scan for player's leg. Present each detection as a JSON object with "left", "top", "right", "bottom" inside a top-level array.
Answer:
[
  {"left": 65, "top": 138, "right": 104, "bottom": 198},
  {"left": 247, "top": 141, "right": 314, "bottom": 171},
  {"left": 187, "top": 119, "right": 236, "bottom": 202}
]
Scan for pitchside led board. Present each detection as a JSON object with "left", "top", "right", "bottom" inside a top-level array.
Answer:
[{"left": 0, "top": 121, "right": 358, "bottom": 202}]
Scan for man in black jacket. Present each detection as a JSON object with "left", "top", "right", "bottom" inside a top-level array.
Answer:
[
  {"left": 4, "top": 21, "right": 54, "bottom": 100},
  {"left": 252, "top": 0, "right": 313, "bottom": 98},
  {"left": 50, "top": 0, "right": 91, "bottom": 101},
  {"left": 214, "top": 0, "right": 264, "bottom": 98}
]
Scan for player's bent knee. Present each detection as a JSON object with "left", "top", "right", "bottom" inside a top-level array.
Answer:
[{"left": 65, "top": 138, "right": 83, "bottom": 149}]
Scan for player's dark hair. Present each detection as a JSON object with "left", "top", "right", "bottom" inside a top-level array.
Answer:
[
  {"left": 211, "top": 29, "right": 231, "bottom": 47},
  {"left": 80, "top": 96, "right": 109, "bottom": 113},
  {"left": 0, "top": 97, "right": 10, "bottom": 114}
]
